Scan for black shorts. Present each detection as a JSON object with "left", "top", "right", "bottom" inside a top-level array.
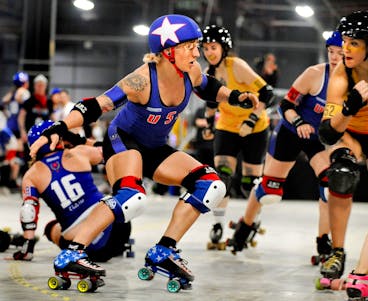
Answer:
[
  {"left": 103, "top": 127, "right": 177, "bottom": 179},
  {"left": 87, "top": 221, "right": 132, "bottom": 262},
  {"left": 214, "top": 128, "right": 269, "bottom": 165},
  {"left": 268, "top": 123, "right": 325, "bottom": 162}
]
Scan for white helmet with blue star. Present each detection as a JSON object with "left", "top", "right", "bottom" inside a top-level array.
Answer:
[{"left": 148, "top": 14, "right": 202, "bottom": 53}]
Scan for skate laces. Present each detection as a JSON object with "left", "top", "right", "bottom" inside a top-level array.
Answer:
[
  {"left": 78, "top": 257, "right": 104, "bottom": 270},
  {"left": 324, "top": 250, "right": 344, "bottom": 270}
]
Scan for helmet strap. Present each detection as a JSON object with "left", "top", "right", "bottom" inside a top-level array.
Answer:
[
  {"left": 208, "top": 49, "right": 228, "bottom": 76},
  {"left": 162, "top": 47, "right": 184, "bottom": 78}
]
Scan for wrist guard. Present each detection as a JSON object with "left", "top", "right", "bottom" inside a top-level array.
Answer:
[
  {"left": 71, "top": 97, "right": 102, "bottom": 125},
  {"left": 42, "top": 121, "right": 68, "bottom": 143},
  {"left": 63, "top": 131, "right": 87, "bottom": 146},
  {"left": 228, "top": 90, "right": 253, "bottom": 109},
  {"left": 342, "top": 89, "right": 367, "bottom": 116}
]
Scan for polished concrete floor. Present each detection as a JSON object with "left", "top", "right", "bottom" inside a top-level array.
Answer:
[{"left": 0, "top": 189, "right": 366, "bottom": 301}]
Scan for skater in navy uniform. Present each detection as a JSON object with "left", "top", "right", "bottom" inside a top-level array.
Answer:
[
  {"left": 14, "top": 120, "right": 131, "bottom": 264},
  {"left": 29, "top": 14, "right": 258, "bottom": 287},
  {"left": 228, "top": 31, "right": 343, "bottom": 254}
]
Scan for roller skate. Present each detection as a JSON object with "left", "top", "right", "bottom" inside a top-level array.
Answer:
[
  {"left": 138, "top": 244, "right": 194, "bottom": 293},
  {"left": 226, "top": 218, "right": 265, "bottom": 255},
  {"left": 206, "top": 223, "right": 226, "bottom": 250},
  {"left": 48, "top": 249, "right": 106, "bottom": 293},
  {"left": 315, "top": 248, "right": 345, "bottom": 290},
  {"left": 0, "top": 228, "right": 39, "bottom": 252},
  {"left": 311, "top": 234, "right": 332, "bottom": 265},
  {"left": 346, "top": 272, "right": 368, "bottom": 300}
]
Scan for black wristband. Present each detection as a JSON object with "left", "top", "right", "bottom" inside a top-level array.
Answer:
[
  {"left": 248, "top": 112, "right": 259, "bottom": 122},
  {"left": 228, "top": 90, "right": 253, "bottom": 109},
  {"left": 63, "top": 131, "right": 87, "bottom": 146},
  {"left": 242, "top": 119, "right": 255, "bottom": 128},
  {"left": 291, "top": 116, "right": 305, "bottom": 128}
]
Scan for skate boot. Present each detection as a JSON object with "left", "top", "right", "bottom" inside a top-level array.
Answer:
[
  {"left": 320, "top": 248, "right": 346, "bottom": 279},
  {"left": 54, "top": 249, "right": 106, "bottom": 276},
  {"left": 346, "top": 272, "right": 368, "bottom": 300},
  {"left": 138, "top": 244, "right": 194, "bottom": 292},
  {"left": 227, "top": 220, "right": 253, "bottom": 255},
  {"left": 311, "top": 234, "right": 332, "bottom": 265},
  {"left": 207, "top": 223, "right": 226, "bottom": 250},
  {"left": 49, "top": 249, "right": 106, "bottom": 292}
]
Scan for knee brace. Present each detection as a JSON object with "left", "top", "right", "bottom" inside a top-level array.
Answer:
[
  {"left": 216, "top": 165, "right": 233, "bottom": 197},
  {"left": 20, "top": 199, "right": 40, "bottom": 231},
  {"left": 181, "top": 165, "right": 226, "bottom": 213},
  {"left": 318, "top": 169, "right": 329, "bottom": 203},
  {"left": 44, "top": 219, "right": 58, "bottom": 242},
  {"left": 102, "top": 176, "right": 147, "bottom": 223},
  {"left": 254, "top": 175, "right": 285, "bottom": 204},
  {"left": 327, "top": 148, "right": 360, "bottom": 198},
  {"left": 240, "top": 175, "right": 260, "bottom": 198}
]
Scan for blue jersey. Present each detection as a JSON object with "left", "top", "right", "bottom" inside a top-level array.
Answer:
[
  {"left": 110, "top": 63, "right": 193, "bottom": 148},
  {"left": 39, "top": 151, "right": 111, "bottom": 250},
  {"left": 280, "top": 63, "right": 329, "bottom": 140}
]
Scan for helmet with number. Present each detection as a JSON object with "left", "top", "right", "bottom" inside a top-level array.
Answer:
[
  {"left": 27, "top": 120, "right": 54, "bottom": 156},
  {"left": 337, "top": 10, "right": 368, "bottom": 40},
  {"left": 148, "top": 14, "right": 202, "bottom": 53},
  {"left": 13, "top": 71, "right": 29, "bottom": 87},
  {"left": 326, "top": 31, "right": 343, "bottom": 47},
  {"left": 202, "top": 25, "right": 232, "bottom": 51}
]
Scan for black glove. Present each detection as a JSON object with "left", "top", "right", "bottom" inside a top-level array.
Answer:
[
  {"left": 228, "top": 90, "right": 253, "bottom": 109},
  {"left": 42, "top": 120, "right": 69, "bottom": 143},
  {"left": 342, "top": 89, "right": 367, "bottom": 116},
  {"left": 13, "top": 238, "right": 36, "bottom": 261}
]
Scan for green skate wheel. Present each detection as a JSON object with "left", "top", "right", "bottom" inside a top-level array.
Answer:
[
  {"left": 48, "top": 276, "right": 63, "bottom": 290},
  {"left": 167, "top": 279, "right": 181, "bottom": 293},
  {"left": 138, "top": 267, "right": 154, "bottom": 281},
  {"left": 315, "top": 277, "right": 324, "bottom": 290},
  {"left": 77, "top": 279, "right": 92, "bottom": 293}
]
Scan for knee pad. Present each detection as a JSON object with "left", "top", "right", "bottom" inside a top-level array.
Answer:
[
  {"left": 20, "top": 199, "right": 40, "bottom": 231},
  {"left": 318, "top": 169, "right": 329, "bottom": 203},
  {"left": 327, "top": 148, "right": 360, "bottom": 198},
  {"left": 103, "top": 176, "right": 147, "bottom": 223},
  {"left": 181, "top": 165, "right": 226, "bottom": 213},
  {"left": 44, "top": 219, "right": 58, "bottom": 242},
  {"left": 216, "top": 165, "right": 233, "bottom": 197},
  {"left": 240, "top": 175, "right": 260, "bottom": 198},
  {"left": 254, "top": 175, "right": 285, "bottom": 204}
]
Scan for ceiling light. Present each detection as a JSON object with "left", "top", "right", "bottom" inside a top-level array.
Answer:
[
  {"left": 295, "top": 5, "right": 314, "bottom": 18},
  {"left": 73, "top": 0, "right": 95, "bottom": 11},
  {"left": 322, "top": 31, "right": 333, "bottom": 40},
  {"left": 133, "top": 24, "right": 150, "bottom": 36}
]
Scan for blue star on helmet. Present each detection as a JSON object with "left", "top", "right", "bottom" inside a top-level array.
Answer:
[{"left": 151, "top": 16, "right": 186, "bottom": 47}]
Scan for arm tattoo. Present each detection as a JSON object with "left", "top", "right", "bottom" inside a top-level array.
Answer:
[{"left": 123, "top": 74, "right": 148, "bottom": 92}]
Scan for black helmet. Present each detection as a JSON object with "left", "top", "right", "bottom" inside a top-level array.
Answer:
[
  {"left": 202, "top": 25, "right": 232, "bottom": 51},
  {"left": 337, "top": 10, "right": 368, "bottom": 40}
]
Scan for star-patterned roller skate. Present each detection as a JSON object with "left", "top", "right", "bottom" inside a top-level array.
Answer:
[
  {"left": 138, "top": 244, "right": 194, "bottom": 293},
  {"left": 48, "top": 249, "right": 106, "bottom": 293}
]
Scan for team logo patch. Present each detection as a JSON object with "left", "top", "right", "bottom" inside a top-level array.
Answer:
[{"left": 50, "top": 161, "right": 60, "bottom": 172}]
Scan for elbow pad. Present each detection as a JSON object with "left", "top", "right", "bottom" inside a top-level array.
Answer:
[
  {"left": 194, "top": 74, "right": 222, "bottom": 102},
  {"left": 71, "top": 97, "right": 102, "bottom": 126},
  {"left": 258, "top": 84, "right": 275, "bottom": 108},
  {"left": 318, "top": 119, "right": 344, "bottom": 145},
  {"left": 279, "top": 99, "right": 296, "bottom": 118}
]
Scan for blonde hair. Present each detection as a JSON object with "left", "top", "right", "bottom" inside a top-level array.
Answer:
[{"left": 143, "top": 53, "right": 162, "bottom": 64}]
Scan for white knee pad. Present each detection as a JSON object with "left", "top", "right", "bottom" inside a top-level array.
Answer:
[{"left": 258, "top": 194, "right": 282, "bottom": 205}]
